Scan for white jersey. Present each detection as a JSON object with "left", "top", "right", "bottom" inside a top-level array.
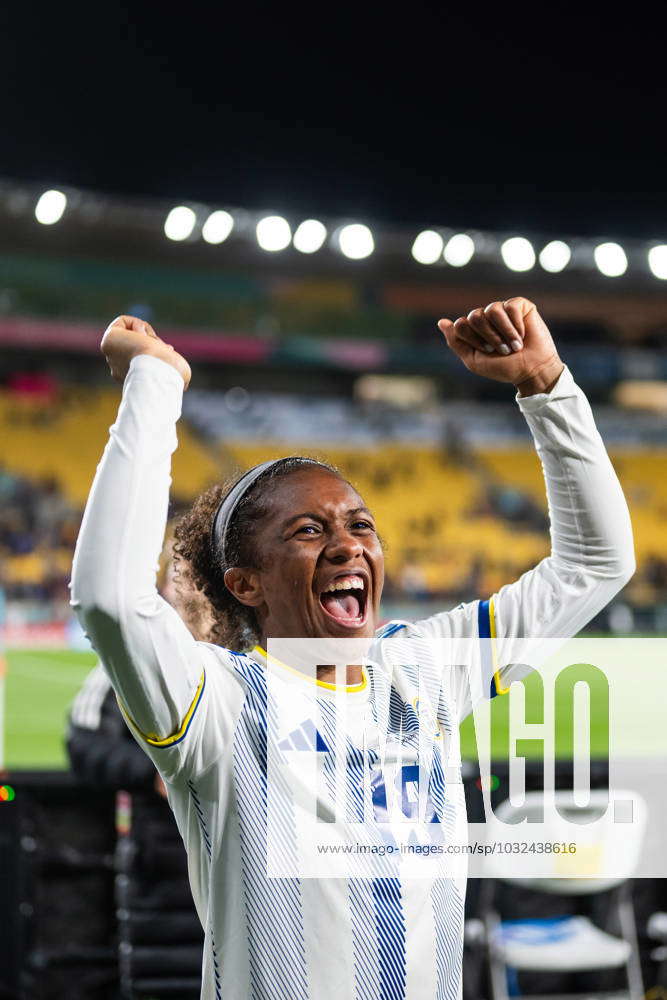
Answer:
[{"left": 69, "top": 355, "right": 634, "bottom": 1000}]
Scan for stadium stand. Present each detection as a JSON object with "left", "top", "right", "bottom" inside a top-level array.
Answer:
[
  {"left": 0, "top": 384, "right": 220, "bottom": 507},
  {"left": 1, "top": 379, "right": 666, "bottom": 625}
]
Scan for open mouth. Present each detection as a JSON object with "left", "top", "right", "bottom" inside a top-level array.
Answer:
[{"left": 318, "top": 573, "right": 369, "bottom": 628}]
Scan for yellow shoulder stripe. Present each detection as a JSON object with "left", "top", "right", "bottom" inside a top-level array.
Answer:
[{"left": 116, "top": 668, "right": 206, "bottom": 747}]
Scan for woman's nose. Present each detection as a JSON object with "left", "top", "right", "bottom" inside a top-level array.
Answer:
[{"left": 325, "top": 530, "right": 363, "bottom": 560}]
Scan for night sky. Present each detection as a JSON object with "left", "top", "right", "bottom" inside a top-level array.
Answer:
[{"left": 2, "top": 5, "right": 666, "bottom": 239}]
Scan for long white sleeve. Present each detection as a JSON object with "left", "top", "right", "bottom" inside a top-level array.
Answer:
[
  {"left": 410, "top": 365, "right": 635, "bottom": 722},
  {"left": 69, "top": 353, "right": 204, "bottom": 742},
  {"left": 494, "top": 364, "right": 635, "bottom": 640}
]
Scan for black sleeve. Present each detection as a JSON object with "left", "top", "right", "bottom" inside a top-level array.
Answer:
[{"left": 66, "top": 686, "right": 157, "bottom": 791}]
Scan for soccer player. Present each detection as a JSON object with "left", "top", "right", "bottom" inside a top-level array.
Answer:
[{"left": 70, "top": 299, "right": 634, "bottom": 1000}]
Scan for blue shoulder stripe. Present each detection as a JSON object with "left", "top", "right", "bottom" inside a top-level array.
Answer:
[
  {"left": 478, "top": 599, "right": 495, "bottom": 696},
  {"left": 478, "top": 598, "right": 505, "bottom": 698},
  {"left": 379, "top": 623, "right": 407, "bottom": 639},
  {"left": 478, "top": 598, "right": 492, "bottom": 639}
]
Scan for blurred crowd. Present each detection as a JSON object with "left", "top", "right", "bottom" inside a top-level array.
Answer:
[
  {"left": 1, "top": 458, "right": 666, "bottom": 621},
  {"left": 0, "top": 464, "right": 81, "bottom": 603}
]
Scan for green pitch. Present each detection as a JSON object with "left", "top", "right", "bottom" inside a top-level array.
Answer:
[
  {"left": 458, "top": 665, "right": 612, "bottom": 761},
  {"left": 5, "top": 648, "right": 97, "bottom": 769},
  {"left": 5, "top": 648, "right": 613, "bottom": 769}
]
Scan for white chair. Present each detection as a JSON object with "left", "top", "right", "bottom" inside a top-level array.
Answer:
[{"left": 482, "top": 789, "right": 646, "bottom": 1000}]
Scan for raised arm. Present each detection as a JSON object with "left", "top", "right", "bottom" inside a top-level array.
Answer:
[
  {"left": 68, "top": 317, "right": 204, "bottom": 745},
  {"left": 492, "top": 364, "right": 634, "bottom": 640},
  {"left": 438, "top": 298, "right": 634, "bottom": 643}
]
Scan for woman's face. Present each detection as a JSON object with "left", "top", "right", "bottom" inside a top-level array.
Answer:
[{"left": 230, "top": 468, "right": 384, "bottom": 641}]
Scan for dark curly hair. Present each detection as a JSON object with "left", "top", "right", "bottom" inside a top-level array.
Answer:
[{"left": 172, "top": 456, "right": 341, "bottom": 651}]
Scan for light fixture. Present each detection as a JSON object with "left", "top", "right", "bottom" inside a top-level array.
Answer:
[
  {"left": 338, "top": 223, "right": 374, "bottom": 259},
  {"left": 164, "top": 206, "right": 196, "bottom": 241},
  {"left": 594, "top": 242, "right": 627, "bottom": 277},
  {"left": 35, "top": 190, "right": 67, "bottom": 225},
  {"left": 538, "top": 240, "right": 571, "bottom": 273},
  {"left": 411, "top": 230, "right": 444, "bottom": 265},
  {"left": 202, "top": 210, "right": 234, "bottom": 245},
  {"left": 648, "top": 245, "right": 667, "bottom": 280},
  {"left": 500, "top": 237, "right": 536, "bottom": 272},
  {"left": 256, "top": 215, "right": 291, "bottom": 252},
  {"left": 293, "top": 219, "right": 327, "bottom": 253},
  {"left": 444, "top": 233, "right": 475, "bottom": 267}
]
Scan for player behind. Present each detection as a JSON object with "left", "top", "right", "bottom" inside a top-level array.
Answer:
[{"left": 70, "top": 300, "right": 634, "bottom": 1000}]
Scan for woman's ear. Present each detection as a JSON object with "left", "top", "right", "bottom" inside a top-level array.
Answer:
[{"left": 224, "top": 567, "right": 265, "bottom": 608}]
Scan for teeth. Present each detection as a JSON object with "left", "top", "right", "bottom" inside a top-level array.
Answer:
[{"left": 322, "top": 577, "right": 365, "bottom": 593}]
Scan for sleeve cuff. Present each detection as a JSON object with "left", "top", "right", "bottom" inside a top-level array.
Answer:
[
  {"left": 127, "top": 352, "right": 187, "bottom": 392},
  {"left": 514, "top": 364, "right": 576, "bottom": 414}
]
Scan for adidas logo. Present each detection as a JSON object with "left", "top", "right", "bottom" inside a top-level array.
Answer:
[{"left": 278, "top": 718, "right": 330, "bottom": 752}]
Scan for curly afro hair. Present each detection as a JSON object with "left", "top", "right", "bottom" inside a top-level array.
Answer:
[{"left": 172, "top": 456, "right": 341, "bottom": 652}]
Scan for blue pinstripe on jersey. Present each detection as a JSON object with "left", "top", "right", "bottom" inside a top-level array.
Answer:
[
  {"left": 210, "top": 932, "right": 222, "bottom": 1000},
  {"left": 431, "top": 878, "right": 465, "bottom": 1000},
  {"left": 319, "top": 669, "right": 407, "bottom": 998},
  {"left": 373, "top": 878, "right": 407, "bottom": 999},
  {"left": 349, "top": 879, "right": 382, "bottom": 1000},
  {"left": 222, "top": 639, "right": 468, "bottom": 998},
  {"left": 377, "top": 624, "right": 465, "bottom": 998},
  {"left": 231, "top": 652, "right": 310, "bottom": 1000},
  {"left": 186, "top": 778, "right": 212, "bottom": 861}
]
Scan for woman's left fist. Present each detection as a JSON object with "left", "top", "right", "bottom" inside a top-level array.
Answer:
[{"left": 438, "top": 297, "right": 564, "bottom": 395}]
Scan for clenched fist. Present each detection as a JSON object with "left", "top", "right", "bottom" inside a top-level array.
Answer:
[
  {"left": 100, "top": 316, "right": 192, "bottom": 389},
  {"left": 438, "top": 298, "right": 563, "bottom": 396}
]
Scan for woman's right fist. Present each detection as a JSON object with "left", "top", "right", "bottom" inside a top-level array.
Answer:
[{"left": 100, "top": 316, "right": 192, "bottom": 389}]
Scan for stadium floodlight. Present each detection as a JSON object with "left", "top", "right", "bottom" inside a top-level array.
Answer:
[
  {"left": 648, "top": 245, "right": 667, "bottom": 279},
  {"left": 411, "top": 230, "right": 444, "bottom": 265},
  {"left": 500, "top": 236, "right": 536, "bottom": 272},
  {"left": 338, "top": 223, "right": 375, "bottom": 260},
  {"left": 444, "top": 233, "right": 475, "bottom": 267},
  {"left": 293, "top": 219, "right": 327, "bottom": 254},
  {"left": 256, "top": 215, "right": 292, "bottom": 252},
  {"left": 594, "top": 242, "right": 627, "bottom": 277},
  {"left": 35, "top": 189, "right": 67, "bottom": 225},
  {"left": 202, "top": 210, "right": 234, "bottom": 245},
  {"left": 539, "top": 240, "right": 571, "bottom": 273},
  {"left": 164, "top": 206, "right": 196, "bottom": 241}
]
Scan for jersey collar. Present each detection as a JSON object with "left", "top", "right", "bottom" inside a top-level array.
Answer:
[{"left": 251, "top": 645, "right": 369, "bottom": 695}]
